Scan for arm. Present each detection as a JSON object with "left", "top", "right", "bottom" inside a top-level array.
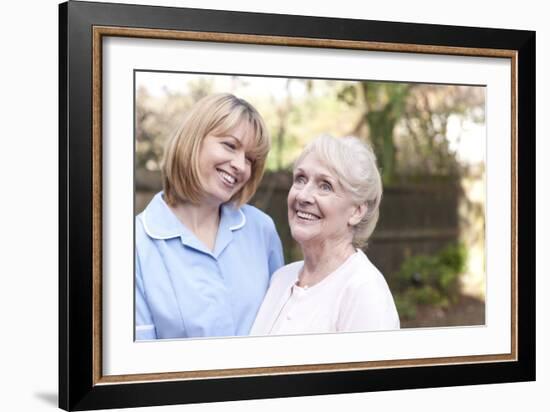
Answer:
[
  {"left": 135, "top": 250, "right": 158, "bottom": 340},
  {"left": 266, "top": 219, "right": 285, "bottom": 277},
  {"left": 337, "top": 279, "right": 400, "bottom": 332}
]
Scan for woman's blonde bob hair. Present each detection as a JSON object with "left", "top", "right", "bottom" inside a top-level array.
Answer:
[
  {"left": 162, "top": 93, "right": 271, "bottom": 207},
  {"left": 294, "top": 134, "right": 383, "bottom": 248}
]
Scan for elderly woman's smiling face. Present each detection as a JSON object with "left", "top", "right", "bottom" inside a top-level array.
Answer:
[{"left": 287, "top": 152, "right": 364, "bottom": 248}]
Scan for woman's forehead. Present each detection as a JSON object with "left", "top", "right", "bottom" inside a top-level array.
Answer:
[
  {"left": 213, "top": 121, "right": 252, "bottom": 140},
  {"left": 295, "top": 153, "right": 336, "bottom": 177},
  {"left": 296, "top": 152, "right": 326, "bottom": 168}
]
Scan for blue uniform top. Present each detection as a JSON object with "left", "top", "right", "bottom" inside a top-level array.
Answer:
[{"left": 135, "top": 192, "right": 284, "bottom": 340}]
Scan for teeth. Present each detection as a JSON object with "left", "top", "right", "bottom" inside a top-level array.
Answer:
[
  {"left": 296, "top": 211, "right": 320, "bottom": 221},
  {"left": 219, "top": 170, "right": 236, "bottom": 185}
]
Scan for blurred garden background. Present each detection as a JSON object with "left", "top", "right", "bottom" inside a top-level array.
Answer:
[{"left": 135, "top": 71, "right": 486, "bottom": 329}]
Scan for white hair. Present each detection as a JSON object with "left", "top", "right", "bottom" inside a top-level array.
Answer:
[{"left": 294, "top": 134, "right": 383, "bottom": 247}]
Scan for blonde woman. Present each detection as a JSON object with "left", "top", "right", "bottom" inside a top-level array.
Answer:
[
  {"left": 251, "top": 135, "right": 399, "bottom": 335},
  {"left": 136, "top": 94, "right": 284, "bottom": 340}
]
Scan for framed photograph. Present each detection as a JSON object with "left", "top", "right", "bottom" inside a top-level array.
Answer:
[{"left": 59, "top": 1, "right": 535, "bottom": 410}]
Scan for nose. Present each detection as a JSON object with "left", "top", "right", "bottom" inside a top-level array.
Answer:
[
  {"left": 230, "top": 151, "right": 247, "bottom": 173},
  {"left": 295, "top": 181, "right": 314, "bottom": 204}
]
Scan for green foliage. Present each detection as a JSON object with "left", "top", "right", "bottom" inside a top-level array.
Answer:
[
  {"left": 135, "top": 75, "right": 485, "bottom": 185},
  {"left": 336, "top": 82, "right": 412, "bottom": 184},
  {"left": 392, "top": 243, "right": 467, "bottom": 320},
  {"left": 135, "top": 78, "right": 214, "bottom": 172},
  {"left": 366, "top": 83, "right": 411, "bottom": 184},
  {"left": 393, "top": 293, "right": 418, "bottom": 319},
  {"left": 335, "top": 81, "right": 485, "bottom": 183}
]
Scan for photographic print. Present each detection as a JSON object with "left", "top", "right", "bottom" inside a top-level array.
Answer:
[
  {"left": 102, "top": 32, "right": 515, "bottom": 387},
  {"left": 134, "top": 71, "right": 487, "bottom": 341}
]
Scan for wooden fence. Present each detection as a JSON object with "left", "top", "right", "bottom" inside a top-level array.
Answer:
[{"left": 136, "top": 170, "right": 469, "bottom": 282}]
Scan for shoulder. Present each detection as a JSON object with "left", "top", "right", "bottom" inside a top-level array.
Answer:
[
  {"left": 135, "top": 192, "right": 169, "bottom": 248},
  {"left": 135, "top": 211, "right": 148, "bottom": 242},
  {"left": 348, "top": 250, "right": 386, "bottom": 283},
  {"left": 135, "top": 211, "right": 156, "bottom": 263},
  {"left": 136, "top": 192, "right": 185, "bottom": 241},
  {"left": 238, "top": 204, "right": 278, "bottom": 233},
  {"left": 338, "top": 251, "right": 400, "bottom": 329},
  {"left": 240, "top": 204, "right": 275, "bottom": 225},
  {"left": 342, "top": 251, "right": 394, "bottom": 298}
]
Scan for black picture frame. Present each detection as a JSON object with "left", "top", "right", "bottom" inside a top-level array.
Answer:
[{"left": 59, "top": 1, "right": 535, "bottom": 410}]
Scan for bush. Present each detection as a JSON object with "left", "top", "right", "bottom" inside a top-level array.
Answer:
[{"left": 392, "top": 243, "right": 467, "bottom": 320}]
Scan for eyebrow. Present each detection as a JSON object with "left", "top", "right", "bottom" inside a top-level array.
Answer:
[
  {"left": 294, "top": 168, "right": 335, "bottom": 182},
  {"left": 218, "top": 133, "right": 258, "bottom": 157},
  {"left": 222, "top": 133, "right": 239, "bottom": 140},
  {"left": 217, "top": 134, "right": 242, "bottom": 145},
  {"left": 318, "top": 174, "right": 336, "bottom": 183}
]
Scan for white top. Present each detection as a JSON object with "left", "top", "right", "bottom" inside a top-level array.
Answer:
[{"left": 250, "top": 250, "right": 400, "bottom": 335}]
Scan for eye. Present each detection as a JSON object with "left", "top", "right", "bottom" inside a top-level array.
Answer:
[
  {"left": 293, "top": 174, "right": 306, "bottom": 185},
  {"left": 245, "top": 155, "right": 254, "bottom": 165},
  {"left": 320, "top": 181, "right": 333, "bottom": 192},
  {"left": 222, "top": 141, "right": 236, "bottom": 150}
]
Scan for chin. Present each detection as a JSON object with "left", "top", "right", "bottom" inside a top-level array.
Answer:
[
  {"left": 215, "top": 184, "right": 239, "bottom": 203},
  {"left": 290, "top": 226, "right": 314, "bottom": 244}
]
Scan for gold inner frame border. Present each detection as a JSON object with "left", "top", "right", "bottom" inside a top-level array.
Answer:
[{"left": 91, "top": 25, "right": 518, "bottom": 385}]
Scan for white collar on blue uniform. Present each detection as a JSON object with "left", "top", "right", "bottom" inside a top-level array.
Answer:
[{"left": 141, "top": 192, "right": 247, "bottom": 257}]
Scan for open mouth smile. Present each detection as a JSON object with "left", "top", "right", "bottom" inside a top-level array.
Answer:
[
  {"left": 217, "top": 169, "right": 237, "bottom": 186},
  {"left": 296, "top": 210, "right": 321, "bottom": 221}
]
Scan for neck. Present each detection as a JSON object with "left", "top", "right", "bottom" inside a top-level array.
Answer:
[
  {"left": 169, "top": 200, "right": 221, "bottom": 235},
  {"left": 298, "top": 237, "right": 356, "bottom": 287}
]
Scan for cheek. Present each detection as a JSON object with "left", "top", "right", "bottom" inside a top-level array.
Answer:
[
  {"left": 244, "top": 167, "right": 252, "bottom": 183},
  {"left": 237, "top": 164, "right": 252, "bottom": 187},
  {"left": 287, "top": 189, "right": 297, "bottom": 209}
]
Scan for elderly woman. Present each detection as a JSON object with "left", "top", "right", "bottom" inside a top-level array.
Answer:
[
  {"left": 135, "top": 93, "right": 284, "bottom": 340},
  {"left": 251, "top": 135, "right": 399, "bottom": 335}
]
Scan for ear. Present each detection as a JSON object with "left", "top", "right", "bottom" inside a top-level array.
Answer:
[{"left": 348, "top": 202, "right": 367, "bottom": 226}]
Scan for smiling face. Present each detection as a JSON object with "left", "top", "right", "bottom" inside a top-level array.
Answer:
[
  {"left": 197, "top": 121, "right": 254, "bottom": 207},
  {"left": 287, "top": 153, "right": 365, "bottom": 248}
]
